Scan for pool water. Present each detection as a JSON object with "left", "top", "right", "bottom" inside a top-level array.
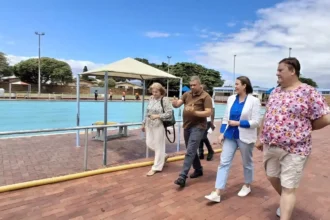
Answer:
[{"left": 0, "top": 100, "right": 265, "bottom": 133}]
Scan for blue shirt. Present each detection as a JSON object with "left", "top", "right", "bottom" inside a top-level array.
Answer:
[{"left": 220, "top": 95, "right": 250, "bottom": 140}]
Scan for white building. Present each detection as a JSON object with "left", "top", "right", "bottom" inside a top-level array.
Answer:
[{"left": 213, "top": 86, "right": 270, "bottom": 102}]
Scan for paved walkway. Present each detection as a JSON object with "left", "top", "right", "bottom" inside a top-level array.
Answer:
[
  {"left": 0, "top": 127, "right": 329, "bottom": 220},
  {"left": 0, "top": 126, "right": 192, "bottom": 186}
]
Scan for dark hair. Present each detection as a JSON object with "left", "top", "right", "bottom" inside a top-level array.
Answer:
[
  {"left": 236, "top": 76, "right": 253, "bottom": 94},
  {"left": 279, "top": 57, "right": 301, "bottom": 77}
]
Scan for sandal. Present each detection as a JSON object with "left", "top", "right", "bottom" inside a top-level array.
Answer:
[{"left": 146, "top": 170, "right": 157, "bottom": 176}]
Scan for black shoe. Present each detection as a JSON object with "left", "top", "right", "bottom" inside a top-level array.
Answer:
[
  {"left": 190, "top": 170, "right": 203, "bottom": 179},
  {"left": 174, "top": 178, "right": 186, "bottom": 187},
  {"left": 207, "top": 151, "right": 214, "bottom": 161},
  {"left": 199, "top": 153, "right": 204, "bottom": 160}
]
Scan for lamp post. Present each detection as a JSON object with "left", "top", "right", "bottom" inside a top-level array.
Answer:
[
  {"left": 35, "top": 32, "right": 45, "bottom": 95},
  {"left": 289, "top": 47, "right": 292, "bottom": 57},
  {"left": 233, "top": 54, "right": 237, "bottom": 94},
  {"left": 167, "top": 56, "right": 171, "bottom": 97}
]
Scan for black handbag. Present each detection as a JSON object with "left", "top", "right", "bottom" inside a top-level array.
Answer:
[{"left": 161, "top": 97, "right": 176, "bottom": 143}]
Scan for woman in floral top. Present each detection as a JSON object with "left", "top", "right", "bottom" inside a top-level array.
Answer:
[
  {"left": 255, "top": 57, "right": 330, "bottom": 219},
  {"left": 142, "top": 83, "right": 173, "bottom": 176}
]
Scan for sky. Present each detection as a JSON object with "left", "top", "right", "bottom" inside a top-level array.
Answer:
[{"left": 1, "top": 0, "right": 330, "bottom": 88}]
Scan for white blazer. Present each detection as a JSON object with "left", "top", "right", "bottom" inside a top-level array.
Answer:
[{"left": 221, "top": 94, "right": 261, "bottom": 144}]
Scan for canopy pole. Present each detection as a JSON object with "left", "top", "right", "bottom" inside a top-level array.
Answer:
[
  {"left": 103, "top": 71, "right": 109, "bottom": 166},
  {"left": 141, "top": 77, "right": 148, "bottom": 158},
  {"left": 9, "top": 83, "right": 11, "bottom": 99},
  {"left": 167, "top": 79, "right": 169, "bottom": 97},
  {"left": 141, "top": 77, "right": 146, "bottom": 121},
  {"left": 76, "top": 74, "right": 81, "bottom": 147},
  {"left": 176, "top": 78, "right": 183, "bottom": 152}
]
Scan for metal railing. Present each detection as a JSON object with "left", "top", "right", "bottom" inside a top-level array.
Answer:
[
  {"left": 0, "top": 118, "right": 227, "bottom": 172},
  {"left": 0, "top": 92, "right": 151, "bottom": 100}
]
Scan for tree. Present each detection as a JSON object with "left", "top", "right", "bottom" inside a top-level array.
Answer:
[
  {"left": 0, "top": 52, "right": 13, "bottom": 79},
  {"left": 81, "top": 66, "right": 90, "bottom": 81},
  {"left": 97, "top": 78, "right": 116, "bottom": 88},
  {"left": 134, "top": 58, "right": 224, "bottom": 91},
  {"left": 13, "top": 57, "right": 73, "bottom": 85},
  {"left": 300, "top": 76, "right": 318, "bottom": 88}
]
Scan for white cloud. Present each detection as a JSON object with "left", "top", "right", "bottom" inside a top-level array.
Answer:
[
  {"left": 6, "top": 55, "right": 104, "bottom": 77},
  {"left": 190, "top": 0, "right": 330, "bottom": 88},
  {"left": 144, "top": 31, "right": 181, "bottom": 38},
  {"left": 227, "top": 22, "right": 237, "bottom": 27}
]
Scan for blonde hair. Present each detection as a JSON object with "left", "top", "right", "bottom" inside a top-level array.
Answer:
[{"left": 149, "top": 82, "right": 166, "bottom": 96}]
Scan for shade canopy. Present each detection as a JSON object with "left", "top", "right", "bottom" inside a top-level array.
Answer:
[
  {"left": 11, "top": 81, "right": 30, "bottom": 85},
  {"left": 81, "top": 57, "right": 178, "bottom": 80},
  {"left": 182, "top": 85, "right": 190, "bottom": 92},
  {"left": 265, "top": 87, "right": 274, "bottom": 94}
]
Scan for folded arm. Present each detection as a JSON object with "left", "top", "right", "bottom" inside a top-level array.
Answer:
[
  {"left": 240, "top": 98, "right": 261, "bottom": 129},
  {"left": 194, "top": 108, "right": 212, "bottom": 118}
]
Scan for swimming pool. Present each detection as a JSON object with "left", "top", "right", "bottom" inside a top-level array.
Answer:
[{"left": 0, "top": 100, "right": 265, "bottom": 134}]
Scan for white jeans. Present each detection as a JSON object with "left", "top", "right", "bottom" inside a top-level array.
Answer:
[{"left": 146, "top": 123, "right": 166, "bottom": 171}]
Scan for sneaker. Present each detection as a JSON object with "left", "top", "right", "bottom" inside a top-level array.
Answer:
[
  {"left": 276, "top": 207, "right": 280, "bottom": 217},
  {"left": 237, "top": 185, "right": 251, "bottom": 197},
  {"left": 205, "top": 191, "right": 221, "bottom": 203}
]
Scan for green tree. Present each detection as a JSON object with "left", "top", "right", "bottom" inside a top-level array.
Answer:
[
  {"left": 134, "top": 58, "right": 224, "bottom": 91},
  {"left": 81, "top": 66, "right": 90, "bottom": 81},
  {"left": 300, "top": 76, "right": 318, "bottom": 88},
  {"left": 97, "top": 78, "right": 116, "bottom": 88},
  {"left": 13, "top": 57, "right": 73, "bottom": 85},
  {"left": 0, "top": 52, "right": 13, "bottom": 78}
]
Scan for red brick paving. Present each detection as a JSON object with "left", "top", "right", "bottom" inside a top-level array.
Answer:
[
  {"left": 0, "top": 126, "right": 193, "bottom": 186},
  {"left": 0, "top": 127, "right": 329, "bottom": 219}
]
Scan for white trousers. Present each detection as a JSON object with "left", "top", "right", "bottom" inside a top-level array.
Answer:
[{"left": 146, "top": 123, "right": 167, "bottom": 171}]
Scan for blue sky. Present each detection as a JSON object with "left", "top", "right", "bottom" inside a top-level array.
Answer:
[{"left": 1, "top": 0, "right": 330, "bottom": 88}]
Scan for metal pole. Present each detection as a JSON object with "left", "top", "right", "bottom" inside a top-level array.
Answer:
[
  {"left": 233, "top": 54, "right": 236, "bottom": 94},
  {"left": 289, "top": 48, "right": 292, "bottom": 57},
  {"left": 9, "top": 83, "right": 11, "bottom": 100},
  {"left": 103, "top": 72, "right": 109, "bottom": 166},
  {"left": 35, "top": 32, "right": 45, "bottom": 95},
  {"left": 84, "top": 128, "right": 88, "bottom": 171},
  {"left": 141, "top": 78, "right": 148, "bottom": 158},
  {"left": 76, "top": 74, "right": 81, "bottom": 147},
  {"left": 167, "top": 56, "right": 171, "bottom": 97},
  {"left": 38, "top": 35, "right": 41, "bottom": 95},
  {"left": 176, "top": 78, "right": 183, "bottom": 152}
]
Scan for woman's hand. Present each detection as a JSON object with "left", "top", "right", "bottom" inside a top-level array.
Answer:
[
  {"left": 218, "top": 134, "right": 224, "bottom": 144},
  {"left": 254, "top": 139, "right": 263, "bottom": 151},
  {"left": 149, "top": 114, "right": 160, "bottom": 120},
  {"left": 228, "top": 120, "right": 240, "bottom": 127}
]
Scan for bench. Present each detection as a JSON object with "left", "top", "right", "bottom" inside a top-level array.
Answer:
[{"left": 92, "top": 121, "right": 129, "bottom": 141}]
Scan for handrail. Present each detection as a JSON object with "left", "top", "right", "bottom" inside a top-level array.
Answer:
[{"left": 0, "top": 118, "right": 225, "bottom": 136}]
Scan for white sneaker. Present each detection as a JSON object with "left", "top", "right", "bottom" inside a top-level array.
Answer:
[
  {"left": 205, "top": 191, "right": 221, "bottom": 203},
  {"left": 237, "top": 185, "right": 251, "bottom": 197},
  {"left": 276, "top": 207, "right": 280, "bottom": 217}
]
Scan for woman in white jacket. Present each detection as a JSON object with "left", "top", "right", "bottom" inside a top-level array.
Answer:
[{"left": 205, "top": 76, "right": 261, "bottom": 203}]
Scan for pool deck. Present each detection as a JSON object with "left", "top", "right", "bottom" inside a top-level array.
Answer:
[
  {"left": 0, "top": 126, "right": 329, "bottom": 219},
  {"left": 0, "top": 127, "right": 188, "bottom": 186}
]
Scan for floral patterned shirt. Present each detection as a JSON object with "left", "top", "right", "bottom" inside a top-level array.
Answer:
[
  {"left": 260, "top": 84, "right": 330, "bottom": 156},
  {"left": 143, "top": 96, "right": 173, "bottom": 128}
]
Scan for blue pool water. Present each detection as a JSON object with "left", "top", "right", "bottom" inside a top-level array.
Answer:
[{"left": 0, "top": 100, "right": 265, "bottom": 134}]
